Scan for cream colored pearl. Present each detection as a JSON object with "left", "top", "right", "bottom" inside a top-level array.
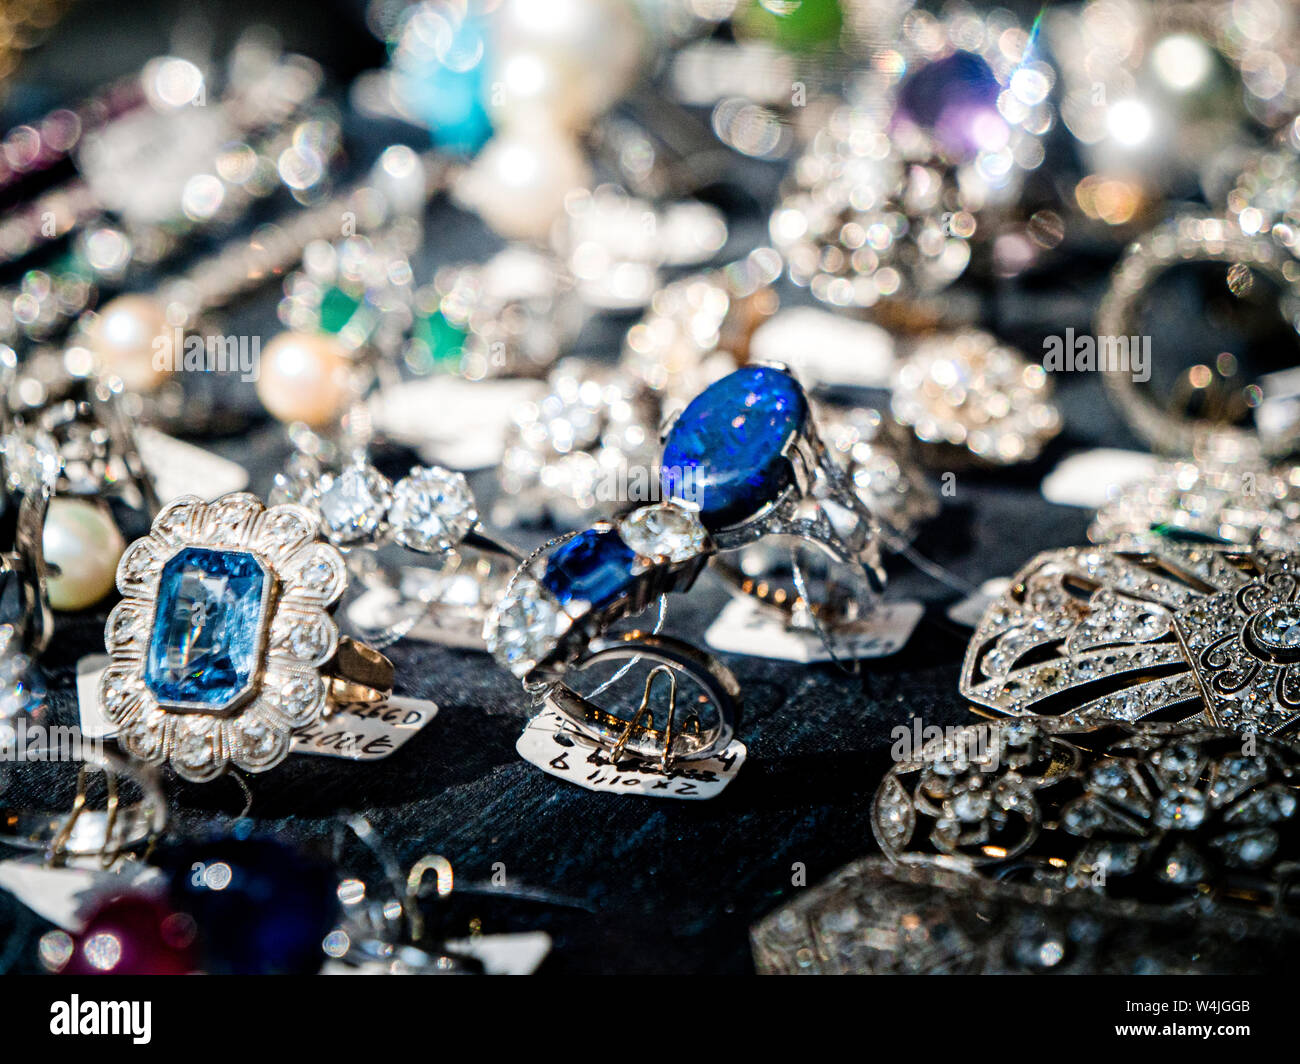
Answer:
[
  {"left": 455, "top": 125, "right": 590, "bottom": 242},
  {"left": 256, "top": 330, "right": 354, "bottom": 429},
  {"left": 494, "top": 0, "right": 646, "bottom": 120},
  {"left": 88, "top": 294, "right": 174, "bottom": 394},
  {"left": 487, "top": 46, "right": 592, "bottom": 133},
  {"left": 43, "top": 498, "right": 125, "bottom": 611}
]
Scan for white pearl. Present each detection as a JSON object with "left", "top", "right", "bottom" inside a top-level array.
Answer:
[
  {"left": 494, "top": 0, "right": 646, "bottom": 120},
  {"left": 454, "top": 125, "right": 590, "bottom": 242},
  {"left": 487, "top": 46, "right": 593, "bottom": 132},
  {"left": 256, "top": 330, "right": 354, "bottom": 429},
  {"left": 43, "top": 498, "right": 125, "bottom": 611},
  {"left": 88, "top": 294, "right": 175, "bottom": 394}
]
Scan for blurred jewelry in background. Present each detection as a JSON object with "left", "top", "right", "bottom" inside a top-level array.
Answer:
[
  {"left": 890, "top": 329, "right": 1061, "bottom": 465},
  {"left": 1048, "top": 0, "right": 1300, "bottom": 231},
  {"left": 1090, "top": 453, "right": 1300, "bottom": 548},
  {"left": 751, "top": 855, "right": 1300, "bottom": 974}
]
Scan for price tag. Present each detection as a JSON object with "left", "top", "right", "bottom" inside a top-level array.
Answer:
[
  {"left": 137, "top": 428, "right": 250, "bottom": 503},
  {"left": 370, "top": 377, "right": 544, "bottom": 470},
  {"left": 77, "top": 656, "right": 437, "bottom": 762},
  {"left": 516, "top": 708, "right": 745, "bottom": 800},
  {"left": 1041, "top": 448, "right": 1158, "bottom": 509},
  {"left": 947, "top": 578, "right": 1012, "bottom": 627},
  {"left": 704, "top": 597, "right": 923, "bottom": 662},
  {"left": 0, "top": 857, "right": 163, "bottom": 931},
  {"left": 749, "top": 307, "right": 896, "bottom": 389}
]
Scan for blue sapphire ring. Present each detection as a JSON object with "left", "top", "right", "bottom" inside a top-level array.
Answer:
[
  {"left": 98, "top": 491, "right": 393, "bottom": 782},
  {"left": 486, "top": 502, "right": 741, "bottom": 765},
  {"left": 660, "top": 363, "right": 887, "bottom": 623}
]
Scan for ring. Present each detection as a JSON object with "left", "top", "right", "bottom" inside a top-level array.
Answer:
[
  {"left": 284, "top": 457, "right": 524, "bottom": 647},
  {"left": 1096, "top": 212, "right": 1300, "bottom": 458},
  {"left": 98, "top": 491, "right": 394, "bottom": 781},
  {"left": 872, "top": 716, "right": 1300, "bottom": 906},
  {"left": 661, "top": 363, "right": 887, "bottom": 614},
  {"left": 890, "top": 330, "right": 1061, "bottom": 466},
  {"left": 0, "top": 740, "right": 167, "bottom": 862},
  {"left": 486, "top": 501, "right": 740, "bottom": 765}
]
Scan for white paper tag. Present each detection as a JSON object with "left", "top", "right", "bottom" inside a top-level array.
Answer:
[
  {"left": 137, "top": 428, "right": 250, "bottom": 503},
  {"left": 0, "top": 856, "right": 163, "bottom": 931},
  {"left": 704, "top": 597, "right": 923, "bottom": 662},
  {"left": 1041, "top": 448, "right": 1158, "bottom": 509},
  {"left": 750, "top": 307, "right": 896, "bottom": 389},
  {"left": 369, "top": 377, "right": 544, "bottom": 470},
  {"left": 290, "top": 696, "right": 438, "bottom": 761},
  {"left": 517, "top": 708, "right": 745, "bottom": 799},
  {"left": 947, "top": 578, "right": 1012, "bottom": 628},
  {"left": 321, "top": 930, "right": 552, "bottom": 975},
  {"left": 347, "top": 583, "right": 485, "bottom": 650},
  {"left": 77, "top": 656, "right": 437, "bottom": 762}
]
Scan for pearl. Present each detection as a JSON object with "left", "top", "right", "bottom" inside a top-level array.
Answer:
[
  {"left": 87, "top": 294, "right": 175, "bottom": 394},
  {"left": 454, "top": 124, "right": 590, "bottom": 242},
  {"left": 43, "top": 498, "right": 125, "bottom": 611},
  {"left": 487, "top": 46, "right": 592, "bottom": 132},
  {"left": 256, "top": 330, "right": 354, "bottom": 429},
  {"left": 493, "top": 0, "right": 646, "bottom": 120}
]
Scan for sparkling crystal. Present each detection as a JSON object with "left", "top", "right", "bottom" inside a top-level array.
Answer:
[
  {"left": 389, "top": 466, "right": 477, "bottom": 552},
  {"left": 316, "top": 465, "right": 393, "bottom": 546},
  {"left": 486, "top": 576, "right": 563, "bottom": 677},
  {"left": 1154, "top": 788, "right": 1208, "bottom": 830},
  {"left": 617, "top": 503, "right": 707, "bottom": 563}
]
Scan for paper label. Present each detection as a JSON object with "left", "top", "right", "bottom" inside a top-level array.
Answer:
[
  {"left": 137, "top": 428, "right": 250, "bottom": 503},
  {"left": 321, "top": 930, "right": 552, "bottom": 976},
  {"left": 347, "top": 584, "right": 486, "bottom": 650},
  {"left": 0, "top": 857, "right": 163, "bottom": 931},
  {"left": 77, "top": 656, "right": 436, "bottom": 762},
  {"left": 947, "top": 578, "right": 1012, "bottom": 628},
  {"left": 1041, "top": 448, "right": 1158, "bottom": 509},
  {"left": 517, "top": 708, "right": 745, "bottom": 799},
  {"left": 704, "top": 597, "right": 923, "bottom": 662},
  {"left": 370, "top": 377, "right": 544, "bottom": 470},
  {"left": 750, "top": 307, "right": 895, "bottom": 389}
]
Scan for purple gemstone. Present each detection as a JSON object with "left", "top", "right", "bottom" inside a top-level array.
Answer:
[{"left": 895, "top": 50, "right": 1007, "bottom": 161}]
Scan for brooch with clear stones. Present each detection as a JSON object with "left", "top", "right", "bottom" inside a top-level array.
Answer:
[
  {"left": 961, "top": 538, "right": 1300, "bottom": 739},
  {"left": 99, "top": 491, "right": 393, "bottom": 782}
]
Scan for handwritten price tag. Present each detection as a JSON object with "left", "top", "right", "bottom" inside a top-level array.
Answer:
[
  {"left": 516, "top": 709, "right": 745, "bottom": 800},
  {"left": 704, "top": 597, "right": 922, "bottom": 662}
]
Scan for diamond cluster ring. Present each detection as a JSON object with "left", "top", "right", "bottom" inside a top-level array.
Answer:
[{"left": 99, "top": 491, "right": 395, "bottom": 782}]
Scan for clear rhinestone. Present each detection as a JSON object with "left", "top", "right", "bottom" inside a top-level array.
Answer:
[
  {"left": 485, "top": 576, "right": 564, "bottom": 677},
  {"left": 176, "top": 729, "right": 210, "bottom": 768},
  {"left": 389, "top": 466, "right": 477, "bottom": 552},
  {"left": 1154, "top": 788, "right": 1208, "bottom": 830},
  {"left": 617, "top": 503, "right": 707, "bottom": 563},
  {"left": 316, "top": 465, "right": 392, "bottom": 545}
]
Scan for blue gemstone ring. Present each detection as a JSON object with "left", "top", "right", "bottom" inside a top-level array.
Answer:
[
  {"left": 486, "top": 502, "right": 741, "bottom": 765},
  {"left": 660, "top": 363, "right": 887, "bottom": 624},
  {"left": 99, "top": 491, "right": 394, "bottom": 782}
]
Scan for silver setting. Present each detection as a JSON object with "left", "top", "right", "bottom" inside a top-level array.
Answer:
[{"left": 873, "top": 717, "right": 1300, "bottom": 901}]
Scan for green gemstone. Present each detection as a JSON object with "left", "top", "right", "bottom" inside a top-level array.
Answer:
[
  {"left": 734, "top": 0, "right": 843, "bottom": 51},
  {"left": 318, "top": 285, "right": 363, "bottom": 334},
  {"left": 412, "top": 308, "right": 467, "bottom": 368}
]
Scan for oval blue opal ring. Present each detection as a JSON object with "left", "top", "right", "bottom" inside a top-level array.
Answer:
[
  {"left": 660, "top": 363, "right": 887, "bottom": 620},
  {"left": 99, "top": 492, "right": 394, "bottom": 782},
  {"left": 485, "top": 501, "right": 741, "bottom": 765}
]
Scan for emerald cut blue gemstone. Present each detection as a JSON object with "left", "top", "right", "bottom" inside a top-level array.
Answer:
[
  {"left": 145, "top": 547, "right": 269, "bottom": 710},
  {"left": 660, "top": 366, "right": 807, "bottom": 531},
  {"left": 542, "top": 528, "right": 636, "bottom": 608}
]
